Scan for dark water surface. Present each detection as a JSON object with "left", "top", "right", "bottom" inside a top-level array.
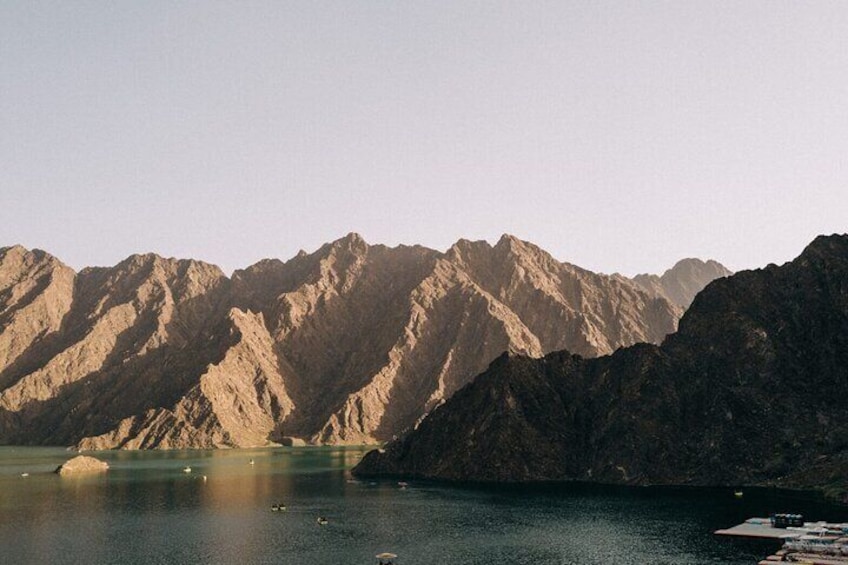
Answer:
[{"left": 0, "top": 447, "right": 845, "bottom": 564}]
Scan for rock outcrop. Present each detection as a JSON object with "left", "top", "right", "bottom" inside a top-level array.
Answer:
[
  {"left": 353, "top": 235, "right": 848, "bottom": 502},
  {"left": 0, "top": 236, "right": 727, "bottom": 448},
  {"left": 55, "top": 455, "right": 109, "bottom": 475}
]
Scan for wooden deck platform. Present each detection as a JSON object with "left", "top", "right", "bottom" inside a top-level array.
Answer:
[{"left": 714, "top": 518, "right": 800, "bottom": 540}]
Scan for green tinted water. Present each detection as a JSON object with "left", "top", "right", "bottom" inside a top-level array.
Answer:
[{"left": 0, "top": 447, "right": 844, "bottom": 564}]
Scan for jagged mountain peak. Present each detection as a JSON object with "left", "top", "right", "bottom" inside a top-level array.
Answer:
[
  {"left": 632, "top": 257, "right": 732, "bottom": 309},
  {"left": 0, "top": 244, "right": 30, "bottom": 260},
  {"left": 494, "top": 234, "right": 541, "bottom": 257},
  {"left": 497, "top": 233, "right": 521, "bottom": 245},
  {"left": 113, "top": 252, "right": 225, "bottom": 276},
  {"left": 446, "top": 237, "right": 491, "bottom": 257},
  {"left": 447, "top": 235, "right": 548, "bottom": 269},
  {"left": 661, "top": 258, "right": 732, "bottom": 286},
  {"left": 232, "top": 257, "right": 285, "bottom": 278},
  {"left": 0, "top": 244, "right": 28, "bottom": 254},
  {"left": 80, "top": 253, "right": 228, "bottom": 314},
  {"left": 448, "top": 234, "right": 536, "bottom": 254},
  {"left": 448, "top": 236, "right": 586, "bottom": 281},
  {"left": 328, "top": 232, "right": 369, "bottom": 253},
  {"left": 0, "top": 244, "right": 69, "bottom": 270},
  {"left": 494, "top": 233, "right": 545, "bottom": 255},
  {"left": 667, "top": 257, "right": 725, "bottom": 270},
  {"left": 0, "top": 244, "right": 41, "bottom": 260}
]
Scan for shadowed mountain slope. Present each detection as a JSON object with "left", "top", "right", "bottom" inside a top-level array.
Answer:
[{"left": 353, "top": 235, "right": 848, "bottom": 501}]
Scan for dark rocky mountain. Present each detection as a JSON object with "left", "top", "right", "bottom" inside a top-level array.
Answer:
[
  {"left": 353, "top": 235, "right": 848, "bottom": 502},
  {"left": 0, "top": 236, "right": 727, "bottom": 449}
]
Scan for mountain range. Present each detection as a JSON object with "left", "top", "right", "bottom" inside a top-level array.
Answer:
[
  {"left": 353, "top": 234, "right": 848, "bottom": 502},
  {"left": 0, "top": 234, "right": 729, "bottom": 449}
]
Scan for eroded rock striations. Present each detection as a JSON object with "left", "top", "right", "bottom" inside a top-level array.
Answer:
[
  {"left": 0, "top": 236, "right": 727, "bottom": 448},
  {"left": 353, "top": 235, "right": 848, "bottom": 501}
]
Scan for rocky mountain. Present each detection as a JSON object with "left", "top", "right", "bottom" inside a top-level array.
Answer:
[
  {"left": 0, "top": 236, "right": 727, "bottom": 449},
  {"left": 632, "top": 258, "right": 732, "bottom": 309},
  {"left": 353, "top": 235, "right": 848, "bottom": 502}
]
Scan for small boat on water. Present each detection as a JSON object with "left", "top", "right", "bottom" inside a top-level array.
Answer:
[
  {"left": 376, "top": 552, "right": 398, "bottom": 564},
  {"left": 183, "top": 466, "right": 192, "bottom": 474},
  {"left": 271, "top": 503, "right": 286, "bottom": 512},
  {"left": 20, "top": 473, "right": 29, "bottom": 478},
  {"left": 317, "top": 517, "right": 328, "bottom": 525},
  {"left": 249, "top": 459, "right": 255, "bottom": 466},
  {"left": 734, "top": 490, "right": 743, "bottom": 498}
]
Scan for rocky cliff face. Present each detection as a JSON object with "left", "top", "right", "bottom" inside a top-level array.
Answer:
[
  {"left": 0, "top": 250, "right": 233, "bottom": 447},
  {"left": 0, "top": 236, "right": 726, "bottom": 448},
  {"left": 353, "top": 235, "right": 848, "bottom": 501}
]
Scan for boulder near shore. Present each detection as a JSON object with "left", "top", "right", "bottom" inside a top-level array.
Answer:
[{"left": 55, "top": 455, "right": 109, "bottom": 475}]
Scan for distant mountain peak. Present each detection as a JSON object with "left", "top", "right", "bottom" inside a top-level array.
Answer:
[
  {"left": 0, "top": 244, "right": 28, "bottom": 256},
  {"left": 632, "top": 257, "right": 732, "bottom": 309},
  {"left": 496, "top": 233, "right": 522, "bottom": 246},
  {"left": 335, "top": 231, "right": 367, "bottom": 246},
  {"left": 0, "top": 244, "right": 61, "bottom": 264}
]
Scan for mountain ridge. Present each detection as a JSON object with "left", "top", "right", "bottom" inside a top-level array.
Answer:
[{"left": 0, "top": 235, "right": 729, "bottom": 449}]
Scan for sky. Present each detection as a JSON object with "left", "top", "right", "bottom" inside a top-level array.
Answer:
[{"left": 1, "top": 1, "right": 846, "bottom": 276}]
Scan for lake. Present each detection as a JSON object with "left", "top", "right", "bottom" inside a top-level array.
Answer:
[{"left": 0, "top": 446, "right": 845, "bottom": 564}]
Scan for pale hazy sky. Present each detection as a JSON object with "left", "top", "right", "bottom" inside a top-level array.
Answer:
[{"left": 2, "top": 2, "right": 846, "bottom": 276}]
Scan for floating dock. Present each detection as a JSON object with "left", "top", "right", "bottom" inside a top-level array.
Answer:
[
  {"left": 715, "top": 518, "right": 798, "bottom": 539},
  {"left": 715, "top": 517, "right": 848, "bottom": 564}
]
